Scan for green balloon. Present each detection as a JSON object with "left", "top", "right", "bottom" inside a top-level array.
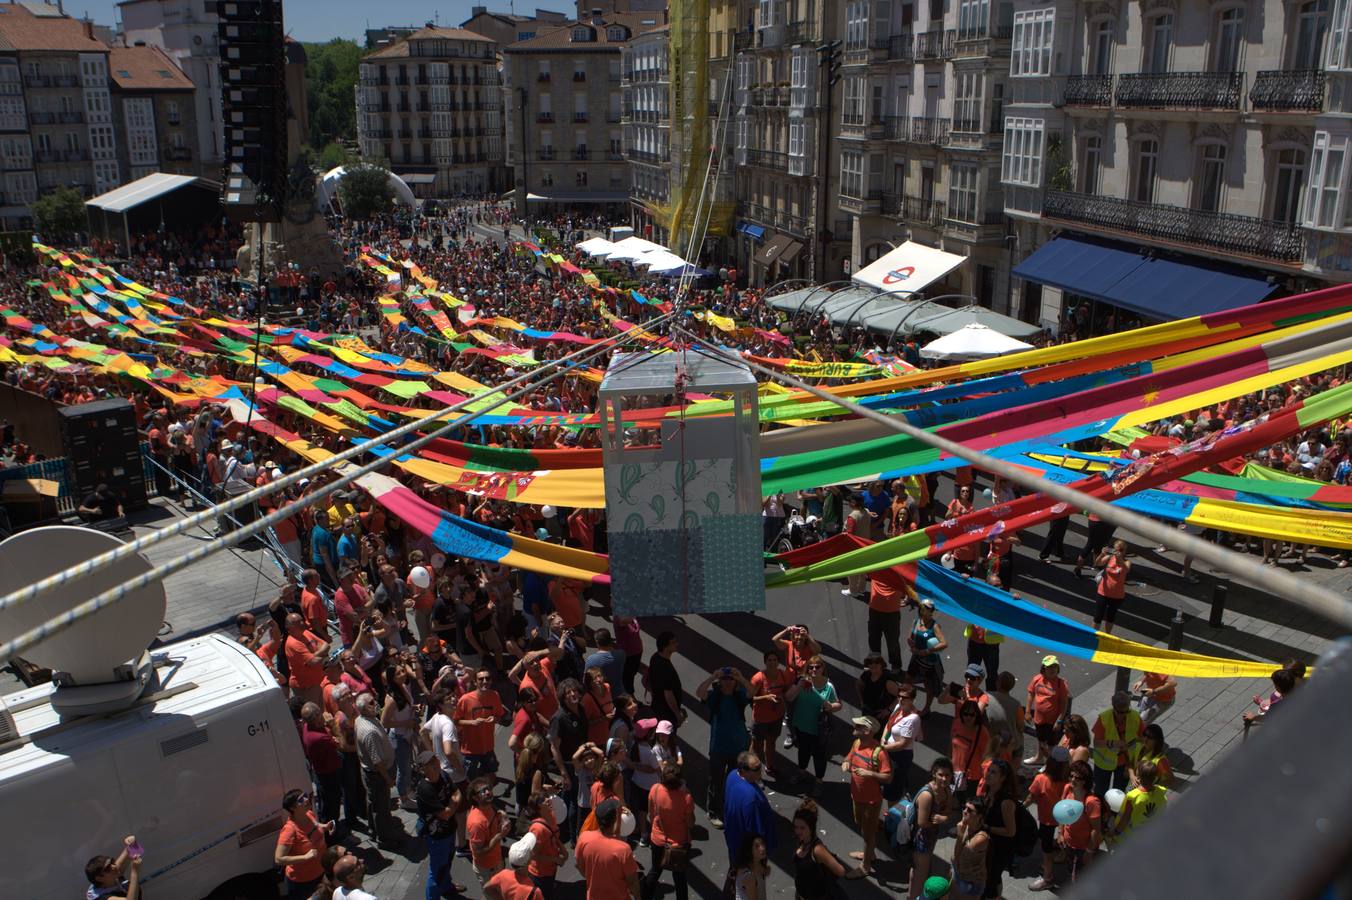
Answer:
[{"left": 923, "top": 875, "right": 951, "bottom": 898}]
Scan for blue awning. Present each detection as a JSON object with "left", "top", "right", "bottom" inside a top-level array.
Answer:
[
  {"left": 1013, "top": 236, "right": 1278, "bottom": 321},
  {"left": 737, "top": 221, "right": 767, "bottom": 240}
]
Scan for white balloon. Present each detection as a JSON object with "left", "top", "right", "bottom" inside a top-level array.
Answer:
[
  {"left": 541, "top": 505, "right": 557, "bottom": 518},
  {"left": 548, "top": 794, "right": 567, "bottom": 824},
  {"left": 620, "top": 809, "right": 636, "bottom": 837},
  {"left": 1104, "top": 789, "right": 1126, "bottom": 813},
  {"left": 431, "top": 552, "right": 447, "bottom": 571},
  {"left": 409, "top": 566, "right": 432, "bottom": 589},
  {"left": 941, "top": 553, "right": 956, "bottom": 570}
]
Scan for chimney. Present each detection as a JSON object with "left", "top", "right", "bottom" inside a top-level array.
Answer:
[
  {"left": 84, "top": 20, "right": 94, "bottom": 40},
  {"left": 472, "top": 5, "right": 486, "bottom": 15}
]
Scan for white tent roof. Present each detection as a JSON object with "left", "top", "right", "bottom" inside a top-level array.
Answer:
[
  {"left": 851, "top": 240, "right": 967, "bottom": 293},
  {"left": 604, "top": 236, "right": 669, "bottom": 262},
  {"left": 577, "top": 237, "right": 618, "bottom": 257},
  {"left": 919, "top": 322, "right": 1034, "bottom": 361},
  {"left": 316, "top": 165, "right": 417, "bottom": 212},
  {"left": 86, "top": 173, "right": 217, "bottom": 214},
  {"left": 638, "top": 250, "right": 690, "bottom": 271}
]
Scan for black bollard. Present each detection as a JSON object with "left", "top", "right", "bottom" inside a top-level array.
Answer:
[
  {"left": 1114, "top": 666, "right": 1130, "bottom": 694},
  {"left": 1168, "top": 609, "right": 1186, "bottom": 650},
  {"left": 1209, "top": 581, "right": 1229, "bottom": 628}
]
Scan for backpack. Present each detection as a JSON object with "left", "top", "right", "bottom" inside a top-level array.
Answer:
[
  {"left": 884, "top": 785, "right": 931, "bottom": 849},
  {"left": 1012, "top": 800, "right": 1039, "bottom": 857}
]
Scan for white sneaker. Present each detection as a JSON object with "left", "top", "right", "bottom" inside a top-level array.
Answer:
[{"left": 1022, "top": 755, "right": 1043, "bottom": 766}]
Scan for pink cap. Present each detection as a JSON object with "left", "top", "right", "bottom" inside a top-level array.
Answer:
[{"left": 656, "top": 720, "right": 674, "bottom": 735}]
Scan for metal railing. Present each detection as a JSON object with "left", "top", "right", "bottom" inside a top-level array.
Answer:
[
  {"left": 882, "top": 193, "right": 945, "bottom": 227},
  {"left": 1250, "top": 69, "right": 1325, "bottom": 112},
  {"left": 887, "top": 33, "right": 915, "bottom": 61},
  {"left": 1042, "top": 189, "right": 1306, "bottom": 263},
  {"left": 887, "top": 116, "right": 950, "bottom": 145},
  {"left": 785, "top": 20, "right": 815, "bottom": 44},
  {"left": 915, "top": 29, "right": 954, "bottom": 60},
  {"left": 746, "top": 148, "right": 788, "bottom": 171},
  {"left": 1064, "top": 73, "right": 1114, "bottom": 106},
  {"left": 1115, "top": 71, "right": 1243, "bottom": 109},
  {"left": 29, "top": 111, "right": 56, "bottom": 125},
  {"left": 839, "top": 188, "right": 884, "bottom": 213},
  {"left": 163, "top": 147, "right": 192, "bottom": 161}
]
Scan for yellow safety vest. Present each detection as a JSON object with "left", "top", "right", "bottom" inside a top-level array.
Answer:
[
  {"left": 1092, "top": 709, "right": 1141, "bottom": 771},
  {"left": 963, "top": 624, "right": 1005, "bottom": 645},
  {"left": 1123, "top": 784, "right": 1168, "bottom": 832}
]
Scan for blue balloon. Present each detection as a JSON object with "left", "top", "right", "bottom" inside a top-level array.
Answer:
[{"left": 1053, "top": 798, "right": 1084, "bottom": 826}]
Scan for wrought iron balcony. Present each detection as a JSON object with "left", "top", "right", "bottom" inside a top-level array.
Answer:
[
  {"left": 840, "top": 188, "right": 884, "bottom": 214},
  {"left": 1064, "top": 74, "right": 1114, "bottom": 107},
  {"left": 628, "top": 148, "right": 666, "bottom": 164},
  {"left": 914, "top": 29, "right": 954, "bottom": 61},
  {"left": 882, "top": 193, "right": 944, "bottom": 227},
  {"left": 746, "top": 148, "right": 788, "bottom": 172},
  {"left": 1115, "top": 71, "right": 1242, "bottom": 110},
  {"left": 58, "top": 112, "right": 83, "bottom": 124},
  {"left": 908, "top": 116, "right": 951, "bottom": 145},
  {"left": 537, "top": 148, "right": 556, "bottom": 160},
  {"left": 1249, "top": 69, "right": 1325, "bottom": 112},
  {"left": 734, "top": 29, "right": 754, "bottom": 51},
  {"left": 888, "top": 33, "right": 915, "bottom": 61},
  {"left": 785, "top": 20, "right": 815, "bottom": 44},
  {"left": 1042, "top": 189, "right": 1305, "bottom": 263},
  {"left": 28, "top": 111, "right": 55, "bottom": 125}
]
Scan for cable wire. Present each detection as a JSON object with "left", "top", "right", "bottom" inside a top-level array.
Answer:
[
  {"left": 673, "top": 327, "right": 1352, "bottom": 631},
  {"left": 0, "top": 307, "right": 677, "bottom": 625}
]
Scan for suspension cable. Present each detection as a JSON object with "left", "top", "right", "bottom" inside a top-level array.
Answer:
[{"left": 673, "top": 328, "right": 1352, "bottom": 630}]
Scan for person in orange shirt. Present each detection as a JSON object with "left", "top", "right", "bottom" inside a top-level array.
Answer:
[
  {"left": 1025, "top": 656, "right": 1070, "bottom": 767},
  {"left": 842, "top": 715, "right": 892, "bottom": 875},
  {"left": 283, "top": 612, "right": 330, "bottom": 706},
  {"left": 466, "top": 778, "right": 509, "bottom": 886},
  {"left": 575, "top": 798, "right": 641, "bottom": 900},
  {"left": 549, "top": 576, "right": 587, "bottom": 632},
  {"left": 510, "top": 650, "right": 560, "bottom": 721},
  {"left": 1025, "top": 746, "right": 1071, "bottom": 891},
  {"left": 950, "top": 700, "right": 989, "bottom": 794},
  {"left": 749, "top": 649, "right": 794, "bottom": 777},
  {"left": 273, "top": 788, "right": 332, "bottom": 898},
  {"left": 866, "top": 572, "right": 906, "bottom": 671},
  {"left": 485, "top": 831, "right": 539, "bottom": 900},
  {"left": 523, "top": 791, "right": 568, "bottom": 896},
  {"left": 644, "top": 761, "right": 694, "bottom": 900},
  {"left": 299, "top": 568, "right": 327, "bottom": 637},
  {"left": 946, "top": 485, "right": 978, "bottom": 573},
  {"left": 1132, "top": 671, "right": 1178, "bottom": 724},
  {"left": 1092, "top": 540, "right": 1131, "bottom": 635},
  {"left": 582, "top": 667, "right": 616, "bottom": 745},
  {"left": 455, "top": 669, "right": 507, "bottom": 781}
]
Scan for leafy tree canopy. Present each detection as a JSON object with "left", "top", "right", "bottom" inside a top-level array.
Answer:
[
  {"left": 337, "top": 162, "right": 395, "bottom": 219},
  {"left": 32, "top": 186, "right": 86, "bottom": 243},
  {"left": 303, "top": 39, "right": 362, "bottom": 148}
]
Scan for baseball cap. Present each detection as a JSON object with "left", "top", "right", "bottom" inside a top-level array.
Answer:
[
  {"left": 508, "top": 832, "right": 537, "bottom": 867},
  {"left": 1041, "top": 654, "right": 1060, "bottom": 668},
  {"left": 656, "top": 720, "right": 674, "bottom": 735},
  {"left": 415, "top": 749, "right": 437, "bottom": 766},
  {"left": 964, "top": 664, "right": 984, "bottom": 679},
  {"left": 535, "top": 527, "right": 551, "bottom": 541},
  {"left": 917, "top": 597, "right": 936, "bottom": 610},
  {"left": 923, "top": 875, "right": 951, "bottom": 898},
  {"left": 850, "top": 715, "right": 880, "bottom": 733},
  {"left": 634, "top": 718, "right": 658, "bottom": 739},
  {"left": 1049, "top": 746, "right": 1070, "bottom": 763},
  {"left": 594, "top": 798, "right": 622, "bottom": 828}
]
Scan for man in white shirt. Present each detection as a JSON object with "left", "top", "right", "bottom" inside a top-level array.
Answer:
[{"left": 332, "top": 854, "right": 378, "bottom": 900}]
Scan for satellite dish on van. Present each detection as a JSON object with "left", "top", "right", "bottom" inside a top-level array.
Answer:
[{"left": 0, "top": 526, "right": 165, "bottom": 714}]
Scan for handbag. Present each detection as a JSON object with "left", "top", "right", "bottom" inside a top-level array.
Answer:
[{"left": 661, "top": 844, "right": 690, "bottom": 871}]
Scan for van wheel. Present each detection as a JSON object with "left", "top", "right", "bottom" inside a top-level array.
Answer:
[{"left": 207, "top": 872, "right": 279, "bottom": 900}]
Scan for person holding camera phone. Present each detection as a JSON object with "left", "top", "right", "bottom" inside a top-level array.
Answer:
[
  {"left": 697, "top": 665, "right": 752, "bottom": 826},
  {"left": 1092, "top": 540, "right": 1131, "bottom": 635}
]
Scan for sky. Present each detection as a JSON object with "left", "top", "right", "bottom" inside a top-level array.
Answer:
[{"left": 70, "top": 0, "right": 551, "bottom": 44}]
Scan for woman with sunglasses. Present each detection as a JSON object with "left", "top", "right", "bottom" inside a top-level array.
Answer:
[
  {"left": 84, "top": 835, "right": 141, "bottom": 900},
  {"left": 275, "top": 788, "right": 334, "bottom": 899},
  {"left": 951, "top": 798, "right": 990, "bottom": 900},
  {"left": 785, "top": 655, "right": 841, "bottom": 794}
]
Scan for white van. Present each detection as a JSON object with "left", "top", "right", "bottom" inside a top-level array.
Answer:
[{"left": 1, "top": 633, "right": 309, "bottom": 899}]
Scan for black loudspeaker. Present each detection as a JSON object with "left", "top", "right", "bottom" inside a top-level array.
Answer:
[
  {"left": 218, "top": 0, "right": 287, "bottom": 223},
  {"left": 57, "top": 399, "right": 148, "bottom": 512}
]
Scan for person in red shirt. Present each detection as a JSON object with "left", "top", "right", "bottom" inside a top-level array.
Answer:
[
  {"left": 582, "top": 667, "right": 616, "bottom": 745},
  {"left": 331, "top": 565, "right": 369, "bottom": 648},
  {"left": 273, "top": 788, "right": 332, "bottom": 898},
  {"left": 842, "top": 716, "right": 892, "bottom": 875},
  {"left": 1026, "top": 746, "right": 1071, "bottom": 891},
  {"left": 575, "top": 799, "right": 640, "bottom": 900},
  {"left": 299, "top": 569, "right": 327, "bottom": 637},
  {"left": 1058, "top": 761, "right": 1103, "bottom": 883},
  {"left": 1092, "top": 540, "right": 1131, "bottom": 635},
  {"left": 284, "top": 612, "right": 330, "bottom": 706},
  {"left": 523, "top": 791, "right": 568, "bottom": 894},
  {"left": 644, "top": 761, "right": 694, "bottom": 900},
  {"left": 749, "top": 649, "right": 793, "bottom": 776},
  {"left": 485, "top": 831, "right": 539, "bottom": 900},
  {"left": 866, "top": 571, "right": 906, "bottom": 671},
  {"left": 1025, "top": 655, "right": 1070, "bottom": 767},
  {"left": 510, "top": 650, "right": 559, "bottom": 721},
  {"left": 455, "top": 669, "right": 507, "bottom": 780},
  {"left": 298, "top": 702, "right": 343, "bottom": 827},
  {"left": 467, "top": 778, "right": 509, "bottom": 886},
  {"left": 945, "top": 485, "right": 978, "bottom": 573}
]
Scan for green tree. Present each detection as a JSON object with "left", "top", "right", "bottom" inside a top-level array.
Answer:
[
  {"left": 304, "top": 39, "right": 362, "bottom": 148},
  {"left": 319, "top": 142, "right": 353, "bottom": 170},
  {"left": 32, "top": 186, "right": 86, "bottom": 243},
  {"left": 337, "top": 162, "right": 395, "bottom": 219}
]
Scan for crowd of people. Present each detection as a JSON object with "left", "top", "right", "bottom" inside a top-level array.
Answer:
[{"left": 0, "top": 203, "right": 1325, "bottom": 900}]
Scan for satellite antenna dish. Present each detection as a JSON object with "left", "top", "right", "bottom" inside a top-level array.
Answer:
[{"left": 0, "top": 526, "right": 166, "bottom": 717}]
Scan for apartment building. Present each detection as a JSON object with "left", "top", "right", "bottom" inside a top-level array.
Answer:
[
  {"left": 729, "top": 0, "right": 845, "bottom": 286},
  {"left": 504, "top": 10, "right": 665, "bottom": 216},
  {"left": 621, "top": 27, "right": 672, "bottom": 241},
  {"left": 118, "top": 0, "right": 223, "bottom": 168},
  {"left": 826, "top": 0, "right": 1013, "bottom": 306},
  {"left": 356, "top": 26, "right": 506, "bottom": 198},
  {"left": 1003, "top": 0, "right": 1352, "bottom": 331},
  {"left": 459, "top": 7, "right": 570, "bottom": 47},
  {"left": 108, "top": 44, "right": 198, "bottom": 180},
  {"left": 0, "top": 4, "right": 121, "bottom": 227}
]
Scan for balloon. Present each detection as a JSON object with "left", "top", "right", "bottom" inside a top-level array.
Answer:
[
  {"left": 548, "top": 795, "right": 567, "bottom": 824},
  {"left": 541, "top": 505, "right": 557, "bottom": 518},
  {"left": 982, "top": 487, "right": 993, "bottom": 498},
  {"left": 620, "top": 810, "right": 636, "bottom": 837},
  {"left": 431, "top": 552, "right": 446, "bottom": 571},
  {"left": 941, "top": 553, "right": 956, "bottom": 570},
  {"left": 409, "top": 566, "right": 432, "bottom": 589},
  {"left": 926, "top": 637, "right": 940, "bottom": 649},
  {"left": 1053, "top": 798, "right": 1084, "bottom": 825},
  {"left": 1105, "top": 789, "right": 1126, "bottom": 813},
  {"left": 295, "top": 307, "right": 305, "bottom": 317}
]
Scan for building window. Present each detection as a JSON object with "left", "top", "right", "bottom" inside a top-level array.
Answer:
[
  {"left": 1133, "top": 139, "right": 1159, "bottom": 203},
  {"left": 958, "top": 0, "right": 990, "bottom": 39},
  {"left": 1331, "top": 0, "right": 1352, "bottom": 68},
  {"left": 1212, "top": 8, "right": 1244, "bottom": 72},
  {"left": 1080, "top": 135, "right": 1101, "bottom": 193},
  {"left": 789, "top": 120, "right": 805, "bottom": 156},
  {"left": 1196, "top": 143, "right": 1227, "bottom": 212},
  {"left": 955, "top": 71, "right": 983, "bottom": 131},
  {"left": 845, "top": 0, "right": 868, "bottom": 50},
  {"left": 572, "top": 27, "right": 593, "bottom": 42},
  {"left": 840, "top": 150, "right": 864, "bottom": 198},
  {"left": 1090, "top": 19, "right": 1114, "bottom": 75},
  {"left": 1000, "top": 116, "right": 1044, "bottom": 186},
  {"left": 1306, "top": 131, "right": 1347, "bottom": 228},
  {"left": 1294, "top": 0, "right": 1330, "bottom": 68},
  {"left": 1144, "top": 14, "right": 1173, "bottom": 73},
  {"left": 1011, "top": 9, "right": 1054, "bottom": 77},
  {"left": 843, "top": 75, "right": 866, "bottom": 125},
  {"left": 576, "top": 170, "right": 588, "bottom": 186},
  {"left": 1271, "top": 148, "right": 1306, "bottom": 224},
  {"left": 948, "top": 164, "right": 979, "bottom": 222}
]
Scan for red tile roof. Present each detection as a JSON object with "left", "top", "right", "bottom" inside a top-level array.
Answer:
[
  {"left": 365, "top": 25, "right": 496, "bottom": 59},
  {"left": 109, "top": 45, "right": 193, "bottom": 90},
  {"left": 0, "top": 4, "right": 107, "bottom": 53},
  {"left": 504, "top": 12, "right": 666, "bottom": 52}
]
